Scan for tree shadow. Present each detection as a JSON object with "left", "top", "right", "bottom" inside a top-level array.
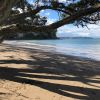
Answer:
[
  {"left": 0, "top": 92, "right": 12, "bottom": 100},
  {"left": 0, "top": 47, "right": 100, "bottom": 100}
]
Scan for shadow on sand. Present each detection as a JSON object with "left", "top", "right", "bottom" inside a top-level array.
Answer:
[{"left": 0, "top": 45, "right": 100, "bottom": 100}]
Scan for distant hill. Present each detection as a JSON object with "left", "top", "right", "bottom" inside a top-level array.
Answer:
[{"left": 60, "top": 37, "right": 94, "bottom": 39}]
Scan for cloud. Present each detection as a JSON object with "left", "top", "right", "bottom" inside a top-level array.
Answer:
[
  {"left": 57, "top": 24, "right": 100, "bottom": 37},
  {"left": 46, "top": 18, "right": 57, "bottom": 25},
  {"left": 41, "top": 10, "right": 45, "bottom": 13},
  {"left": 58, "top": 0, "right": 66, "bottom": 2},
  {"left": 45, "top": 12, "right": 50, "bottom": 16},
  {"left": 40, "top": 10, "right": 51, "bottom": 17}
]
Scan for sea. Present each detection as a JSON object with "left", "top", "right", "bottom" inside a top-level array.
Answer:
[{"left": 4, "top": 38, "right": 100, "bottom": 61}]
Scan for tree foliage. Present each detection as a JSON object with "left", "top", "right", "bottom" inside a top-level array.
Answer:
[{"left": 0, "top": 0, "right": 100, "bottom": 41}]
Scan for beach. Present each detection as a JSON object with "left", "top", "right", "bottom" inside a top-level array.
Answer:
[
  {"left": 4, "top": 38, "right": 100, "bottom": 61},
  {"left": 0, "top": 44, "right": 100, "bottom": 100}
]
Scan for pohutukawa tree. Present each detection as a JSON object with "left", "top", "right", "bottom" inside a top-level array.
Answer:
[{"left": 0, "top": 0, "right": 100, "bottom": 42}]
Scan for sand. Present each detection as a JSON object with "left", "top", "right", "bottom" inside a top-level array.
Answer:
[{"left": 0, "top": 44, "right": 100, "bottom": 100}]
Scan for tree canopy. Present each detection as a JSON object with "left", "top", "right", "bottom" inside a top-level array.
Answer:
[{"left": 0, "top": 0, "right": 100, "bottom": 41}]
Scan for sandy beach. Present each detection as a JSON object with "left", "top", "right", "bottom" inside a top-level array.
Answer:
[{"left": 0, "top": 44, "right": 100, "bottom": 100}]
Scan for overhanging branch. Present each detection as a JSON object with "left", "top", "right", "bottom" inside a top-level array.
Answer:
[
  {"left": 0, "top": 3, "right": 100, "bottom": 36},
  {"left": 47, "top": 4, "right": 100, "bottom": 29},
  {"left": 6, "top": 5, "right": 71, "bottom": 25}
]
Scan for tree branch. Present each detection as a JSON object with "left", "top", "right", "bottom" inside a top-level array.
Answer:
[
  {"left": 0, "top": 3, "right": 100, "bottom": 36},
  {"left": 47, "top": 4, "right": 100, "bottom": 29},
  {"left": 6, "top": 5, "right": 70, "bottom": 25}
]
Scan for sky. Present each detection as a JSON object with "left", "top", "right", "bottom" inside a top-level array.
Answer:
[{"left": 28, "top": 0, "right": 100, "bottom": 37}]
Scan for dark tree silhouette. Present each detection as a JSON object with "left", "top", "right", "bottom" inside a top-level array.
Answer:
[{"left": 0, "top": 0, "right": 100, "bottom": 41}]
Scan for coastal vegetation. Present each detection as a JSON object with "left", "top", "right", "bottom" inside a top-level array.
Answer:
[{"left": 0, "top": 0, "right": 100, "bottom": 41}]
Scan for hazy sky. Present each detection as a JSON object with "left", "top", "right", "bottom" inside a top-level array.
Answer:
[{"left": 28, "top": 0, "right": 100, "bottom": 37}]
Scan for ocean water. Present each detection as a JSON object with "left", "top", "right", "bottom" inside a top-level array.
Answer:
[{"left": 4, "top": 38, "right": 100, "bottom": 61}]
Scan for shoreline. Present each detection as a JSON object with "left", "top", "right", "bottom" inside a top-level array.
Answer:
[
  {"left": 0, "top": 44, "right": 100, "bottom": 100},
  {"left": 3, "top": 41, "right": 100, "bottom": 61}
]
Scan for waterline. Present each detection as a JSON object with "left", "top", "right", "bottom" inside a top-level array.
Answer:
[{"left": 4, "top": 39, "right": 100, "bottom": 61}]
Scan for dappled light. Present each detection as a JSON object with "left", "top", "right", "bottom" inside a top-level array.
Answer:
[{"left": 0, "top": 44, "right": 100, "bottom": 100}]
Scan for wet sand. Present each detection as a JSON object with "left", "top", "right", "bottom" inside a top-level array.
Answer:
[{"left": 0, "top": 44, "right": 100, "bottom": 100}]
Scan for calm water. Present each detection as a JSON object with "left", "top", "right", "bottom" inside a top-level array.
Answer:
[{"left": 5, "top": 38, "right": 100, "bottom": 61}]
